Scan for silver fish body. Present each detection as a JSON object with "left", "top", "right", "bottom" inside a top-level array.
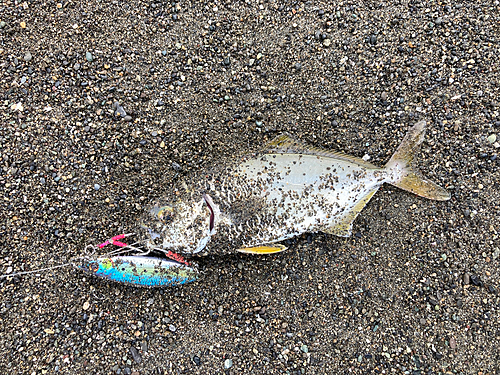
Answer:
[{"left": 140, "top": 121, "right": 449, "bottom": 256}]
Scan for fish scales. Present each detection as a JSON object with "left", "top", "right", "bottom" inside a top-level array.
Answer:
[{"left": 227, "top": 154, "right": 384, "bottom": 244}]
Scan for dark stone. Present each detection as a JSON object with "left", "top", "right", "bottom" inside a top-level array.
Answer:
[
  {"left": 172, "top": 162, "right": 182, "bottom": 171},
  {"left": 130, "top": 346, "right": 142, "bottom": 364},
  {"left": 114, "top": 103, "right": 127, "bottom": 117},
  {"left": 470, "top": 275, "right": 483, "bottom": 287}
]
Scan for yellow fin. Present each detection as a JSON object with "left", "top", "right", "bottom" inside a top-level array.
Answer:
[
  {"left": 385, "top": 121, "right": 450, "bottom": 201},
  {"left": 392, "top": 172, "right": 451, "bottom": 201},
  {"left": 264, "top": 134, "right": 379, "bottom": 169},
  {"left": 324, "top": 189, "right": 378, "bottom": 237},
  {"left": 237, "top": 244, "right": 287, "bottom": 254}
]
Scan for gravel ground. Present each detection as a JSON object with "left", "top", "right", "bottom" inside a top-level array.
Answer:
[{"left": 1, "top": 0, "right": 500, "bottom": 374}]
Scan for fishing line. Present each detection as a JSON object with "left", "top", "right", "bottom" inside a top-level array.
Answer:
[
  {"left": 0, "top": 239, "right": 155, "bottom": 280},
  {"left": 0, "top": 263, "right": 72, "bottom": 279}
]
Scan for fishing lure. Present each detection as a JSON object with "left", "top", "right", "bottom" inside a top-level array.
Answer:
[
  {"left": 76, "top": 256, "right": 197, "bottom": 287},
  {"left": 0, "top": 234, "right": 198, "bottom": 288}
]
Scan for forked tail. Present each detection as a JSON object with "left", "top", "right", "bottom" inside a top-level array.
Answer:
[{"left": 385, "top": 120, "right": 450, "bottom": 201}]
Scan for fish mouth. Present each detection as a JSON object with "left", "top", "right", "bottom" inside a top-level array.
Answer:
[{"left": 203, "top": 193, "right": 215, "bottom": 232}]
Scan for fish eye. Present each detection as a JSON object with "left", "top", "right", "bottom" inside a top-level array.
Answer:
[{"left": 151, "top": 205, "right": 174, "bottom": 223}]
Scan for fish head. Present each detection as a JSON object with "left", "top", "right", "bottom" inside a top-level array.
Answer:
[{"left": 142, "top": 198, "right": 216, "bottom": 254}]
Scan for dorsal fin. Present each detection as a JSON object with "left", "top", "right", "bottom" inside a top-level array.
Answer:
[{"left": 263, "top": 134, "right": 379, "bottom": 169}]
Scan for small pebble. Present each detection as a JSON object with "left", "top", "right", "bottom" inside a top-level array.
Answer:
[
  {"left": 130, "top": 346, "right": 142, "bottom": 364},
  {"left": 450, "top": 337, "right": 457, "bottom": 349},
  {"left": 493, "top": 249, "right": 500, "bottom": 260},
  {"left": 114, "top": 103, "right": 127, "bottom": 117},
  {"left": 24, "top": 51, "right": 32, "bottom": 62},
  {"left": 224, "top": 359, "right": 233, "bottom": 369},
  {"left": 86, "top": 51, "right": 93, "bottom": 62},
  {"left": 470, "top": 275, "right": 483, "bottom": 287}
]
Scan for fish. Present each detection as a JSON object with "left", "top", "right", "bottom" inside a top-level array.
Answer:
[{"left": 138, "top": 120, "right": 450, "bottom": 257}]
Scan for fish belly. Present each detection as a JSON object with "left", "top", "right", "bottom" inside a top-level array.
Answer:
[{"left": 234, "top": 154, "right": 385, "bottom": 245}]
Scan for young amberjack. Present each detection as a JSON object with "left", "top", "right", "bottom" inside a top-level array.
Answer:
[{"left": 140, "top": 120, "right": 450, "bottom": 256}]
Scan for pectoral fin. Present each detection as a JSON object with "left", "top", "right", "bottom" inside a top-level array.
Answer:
[
  {"left": 237, "top": 244, "right": 287, "bottom": 254},
  {"left": 324, "top": 189, "right": 378, "bottom": 237}
]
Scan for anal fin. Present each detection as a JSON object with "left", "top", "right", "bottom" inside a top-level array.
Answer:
[
  {"left": 324, "top": 189, "right": 378, "bottom": 237},
  {"left": 237, "top": 244, "right": 287, "bottom": 254}
]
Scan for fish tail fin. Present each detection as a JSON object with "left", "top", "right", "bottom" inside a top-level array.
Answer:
[{"left": 385, "top": 120, "right": 450, "bottom": 201}]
